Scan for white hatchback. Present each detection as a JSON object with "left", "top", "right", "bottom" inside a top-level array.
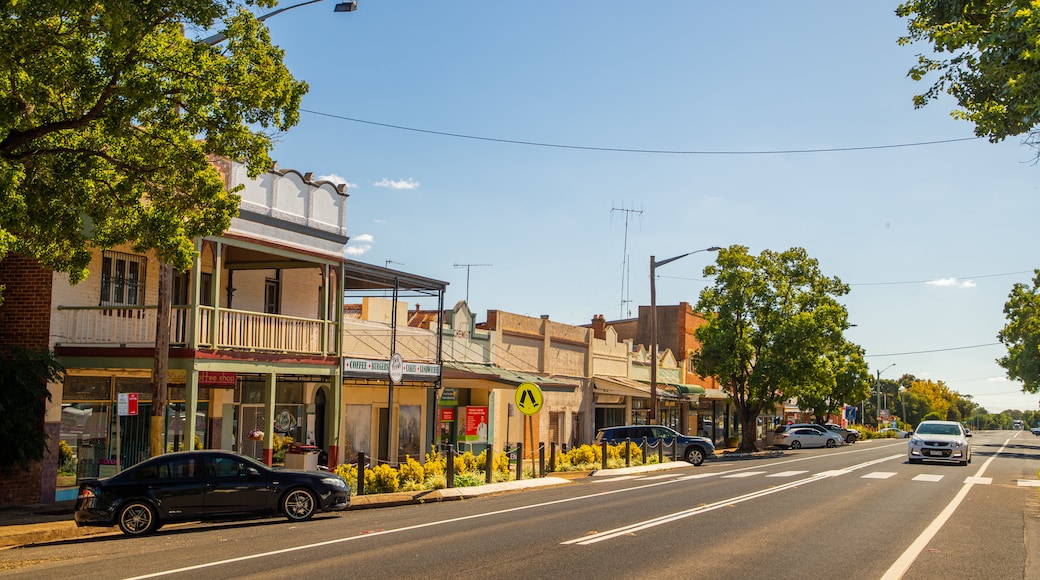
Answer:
[{"left": 908, "top": 420, "right": 972, "bottom": 466}]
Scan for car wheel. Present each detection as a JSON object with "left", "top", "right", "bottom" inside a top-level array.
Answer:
[
  {"left": 117, "top": 501, "right": 158, "bottom": 536},
  {"left": 826, "top": 439, "right": 837, "bottom": 448},
  {"left": 282, "top": 488, "right": 317, "bottom": 521},
  {"left": 846, "top": 435, "right": 855, "bottom": 444},
  {"left": 791, "top": 440, "right": 802, "bottom": 449},
  {"left": 685, "top": 447, "right": 705, "bottom": 466}
]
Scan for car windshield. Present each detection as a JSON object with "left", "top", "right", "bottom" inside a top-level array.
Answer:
[{"left": 916, "top": 423, "right": 961, "bottom": 436}]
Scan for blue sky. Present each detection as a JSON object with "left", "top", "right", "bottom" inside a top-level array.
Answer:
[{"left": 205, "top": 1, "right": 1040, "bottom": 414}]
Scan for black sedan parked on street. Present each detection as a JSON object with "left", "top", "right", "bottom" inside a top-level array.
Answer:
[{"left": 74, "top": 450, "right": 350, "bottom": 536}]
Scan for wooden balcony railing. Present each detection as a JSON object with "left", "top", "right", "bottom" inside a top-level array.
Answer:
[{"left": 56, "top": 305, "right": 338, "bottom": 356}]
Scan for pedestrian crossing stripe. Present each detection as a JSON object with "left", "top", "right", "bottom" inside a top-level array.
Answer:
[{"left": 912, "top": 474, "right": 944, "bottom": 482}]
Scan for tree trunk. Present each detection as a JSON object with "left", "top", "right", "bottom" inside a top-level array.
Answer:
[
  {"left": 150, "top": 262, "right": 172, "bottom": 457},
  {"left": 737, "top": 409, "right": 759, "bottom": 453}
]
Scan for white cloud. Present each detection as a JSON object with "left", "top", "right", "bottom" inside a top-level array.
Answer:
[
  {"left": 315, "top": 174, "right": 357, "bottom": 190},
  {"left": 373, "top": 178, "right": 420, "bottom": 190},
  {"left": 344, "top": 233, "right": 374, "bottom": 256},
  {"left": 926, "top": 278, "right": 976, "bottom": 288}
]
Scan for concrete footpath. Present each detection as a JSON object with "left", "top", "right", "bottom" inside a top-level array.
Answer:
[{"left": 0, "top": 451, "right": 780, "bottom": 550}]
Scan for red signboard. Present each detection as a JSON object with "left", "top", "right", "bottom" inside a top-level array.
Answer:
[
  {"left": 118, "top": 392, "right": 138, "bottom": 416},
  {"left": 440, "top": 408, "right": 455, "bottom": 422},
  {"left": 464, "top": 406, "right": 488, "bottom": 443}
]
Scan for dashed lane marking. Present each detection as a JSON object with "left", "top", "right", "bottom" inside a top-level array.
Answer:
[
  {"left": 863, "top": 472, "right": 898, "bottom": 479},
  {"left": 721, "top": 471, "right": 767, "bottom": 478},
  {"left": 766, "top": 470, "right": 809, "bottom": 478},
  {"left": 912, "top": 474, "right": 944, "bottom": 482},
  {"left": 1017, "top": 479, "right": 1040, "bottom": 487}
]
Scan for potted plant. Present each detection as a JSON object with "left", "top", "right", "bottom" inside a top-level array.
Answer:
[{"left": 248, "top": 429, "right": 264, "bottom": 442}]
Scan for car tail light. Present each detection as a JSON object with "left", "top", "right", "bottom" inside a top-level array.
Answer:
[{"left": 77, "top": 486, "right": 96, "bottom": 500}]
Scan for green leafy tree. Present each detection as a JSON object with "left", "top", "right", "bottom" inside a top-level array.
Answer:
[
  {"left": 692, "top": 246, "right": 854, "bottom": 452},
  {"left": 997, "top": 270, "right": 1040, "bottom": 392},
  {"left": 0, "top": 0, "right": 308, "bottom": 281},
  {"left": 896, "top": 1, "right": 1040, "bottom": 154},
  {"left": 797, "top": 341, "right": 872, "bottom": 425},
  {"left": 0, "top": 346, "right": 64, "bottom": 475}
]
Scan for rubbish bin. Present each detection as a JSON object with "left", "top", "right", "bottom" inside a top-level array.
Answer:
[{"left": 284, "top": 443, "right": 319, "bottom": 471}]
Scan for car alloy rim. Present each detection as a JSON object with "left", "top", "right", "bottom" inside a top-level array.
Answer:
[
  {"left": 286, "top": 490, "right": 314, "bottom": 518},
  {"left": 123, "top": 505, "right": 151, "bottom": 533}
]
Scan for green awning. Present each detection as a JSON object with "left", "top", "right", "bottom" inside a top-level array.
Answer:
[{"left": 442, "top": 361, "right": 577, "bottom": 392}]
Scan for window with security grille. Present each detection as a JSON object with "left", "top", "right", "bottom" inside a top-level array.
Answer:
[{"left": 100, "top": 250, "right": 147, "bottom": 306}]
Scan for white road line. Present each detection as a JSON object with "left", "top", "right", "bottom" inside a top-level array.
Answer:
[
  {"left": 721, "top": 471, "right": 767, "bottom": 478},
  {"left": 562, "top": 454, "right": 903, "bottom": 546},
  {"left": 590, "top": 476, "right": 639, "bottom": 483},
  {"left": 863, "top": 472, "right": 897, "bottom": 479},
  {"left": 881, "top": 438, "right": 1012, "bottom": 580},
  {"left": 1017, "top": 479, "right": 1040, "bottom": 487},
  {"left": 912, "top": 474, "right": 944, "bottom": 482},
  {"left": 766, "top": 470, "right": 809, "bottom": 478},
  {"left": 638, "top": 474, "right": 684, "bottom": 481},
  {"left": 964, "top": 476, "right": 992, "bottom": 485}
]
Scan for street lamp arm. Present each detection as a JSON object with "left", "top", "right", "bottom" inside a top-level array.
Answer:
[
  {"left": 653, "top": 246, "right": 723, "bottom": 269},
  {"left": 198, "top": 0, "right": 355, "bottom": 46}
]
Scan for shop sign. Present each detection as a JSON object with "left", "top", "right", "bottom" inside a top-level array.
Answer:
[
  {"left": 440, "top": 408, "right": 455, "bottom": 422},
  {"left": 199, "top": 371, "right": 237, "bottom": 386},
  {"left": 343, "top": 357, "right": 441, "bottom": 378},
  {"left": 464, "top": 406, "right": 488, "bottom": 443},
  {"left": 438, "top": 388, "right": 458, "bottom": 406}
]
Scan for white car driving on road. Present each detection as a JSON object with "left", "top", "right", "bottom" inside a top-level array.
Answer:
[{"left": 908, "top": 420, "right": 972, "bottom": 466}]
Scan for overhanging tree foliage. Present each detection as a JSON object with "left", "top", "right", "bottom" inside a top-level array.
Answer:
[
  {"left": 692, "top": 246, "right": 856, "bottom": 452},
  {"left": 0, "top": 346, "right": 64, "bottom": 475},
  {"left": 997, "top": 269, "right": 1040, "bottom": 392},
  {"left": 896, "top": 0, "right": 1040, "bottom": 155},
  {"left": 0, "top": 1, "right": 308, "bottom": 280}
]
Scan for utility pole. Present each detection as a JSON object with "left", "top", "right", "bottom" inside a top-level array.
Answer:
[
  {"left": 453, "top": 263, "right": 492, "bottom": 304},
  {"left": 611, "top": 204, "right": 642, "bottom": 319}
]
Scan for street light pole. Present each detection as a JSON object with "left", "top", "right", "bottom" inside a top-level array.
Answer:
[
  {"left": 649, "top": 246, "right": 722, "bottom": 424},
  {"left": 875, "top": 363, "right": 895, "bottom": 429}
]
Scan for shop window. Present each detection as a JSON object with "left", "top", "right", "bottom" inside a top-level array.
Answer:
[{"left": 64, "top": 376, "right": 111, "bottom": 400}]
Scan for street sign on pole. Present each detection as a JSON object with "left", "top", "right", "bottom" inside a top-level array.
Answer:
[
  {"left": 117, "top": 393, "right": 138, "bottom": 416},
  {"left": 514, "top": 382, "right": 543, "bottom": 415}
]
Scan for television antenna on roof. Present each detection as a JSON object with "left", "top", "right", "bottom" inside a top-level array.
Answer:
[{"left": 453, "top": 263, "right": 492, "bottom": 304}]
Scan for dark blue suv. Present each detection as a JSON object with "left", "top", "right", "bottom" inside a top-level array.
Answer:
[{"left": 593, "top": 425, "right": 715, "bottom": 466}]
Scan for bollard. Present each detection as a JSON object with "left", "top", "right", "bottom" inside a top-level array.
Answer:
[
  {"left": 659, "top": 439, "right": 664, "bottom": 463},
  {"left": 549, "top": 442, "right": 556, "bottom": 473},
  {"left": 641, "top": 437, "right": 648, "bottom": 465},
  {"left": 446, "top": 446, "right": 455, "bottom": 488},
  {"left": 515, "top": 443, "right": 523, "bottom": 480},
  {"left": 485, "top": 446, "right": 494, "bottom": 484},
  {"left": 539, "top": 444, "right": 545, "bottom": 478},
  {"left": 625, "top": 437, "right": 631, "bottom": 467},
  {"left": 601, "top": 440, "right": 608, "bottom": 471},
  {"left": 357, "top": 452, "right": 366, "bottom": 496}
]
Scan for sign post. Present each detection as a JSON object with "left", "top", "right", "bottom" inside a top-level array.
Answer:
[{"left": 514, "top": 383, "right": 543, "bottom": 476}]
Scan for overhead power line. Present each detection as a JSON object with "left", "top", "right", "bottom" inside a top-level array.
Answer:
[
  {"left": 300, "top": 109, "right": 982, "bottom": 155},
  {"left": 866, "top": 343, "right": 1001, "bottom": 357}
]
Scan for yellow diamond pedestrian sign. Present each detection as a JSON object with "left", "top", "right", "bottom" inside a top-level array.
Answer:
[{"left": 515, "top": 382, "right": 543, "bottom": 415}]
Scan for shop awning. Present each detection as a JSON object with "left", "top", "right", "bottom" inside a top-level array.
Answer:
[
  {"left": 442, "top": 361, "right": 578, "bottom": 392},
  {"left": 593, "top": 376, "right": 684, "bottom": 400}
]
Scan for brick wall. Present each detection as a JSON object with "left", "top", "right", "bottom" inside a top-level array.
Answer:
[
  {"left": 0, "top": 255, "right": 54, "bottom": 506},
  {"left": 0, "top": 255, "right": 53, "bottom": 348}
]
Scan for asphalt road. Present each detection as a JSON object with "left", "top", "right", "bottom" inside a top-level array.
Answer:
[{"left": 1, "top": 430, "right": 1037, "bottom": 579}]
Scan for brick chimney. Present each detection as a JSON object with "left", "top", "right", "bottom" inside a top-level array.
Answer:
[{"left": 591, "top": 314, "right": 607, "bottom": 340}]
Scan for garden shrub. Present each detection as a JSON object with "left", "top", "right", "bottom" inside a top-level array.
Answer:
[
  {"left": 365, "top": 463, "right": 400, "bottom": 494},
  {"left": 399, "top": 455, "right": 425, "bottom": 484}
]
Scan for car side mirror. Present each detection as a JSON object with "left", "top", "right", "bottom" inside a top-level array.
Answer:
[
  {"left": 246, "top": 468, "right": 260, "bottom": 478},
  {"left": 965, "top": 432, "right": 972, "bottom": 437}
]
